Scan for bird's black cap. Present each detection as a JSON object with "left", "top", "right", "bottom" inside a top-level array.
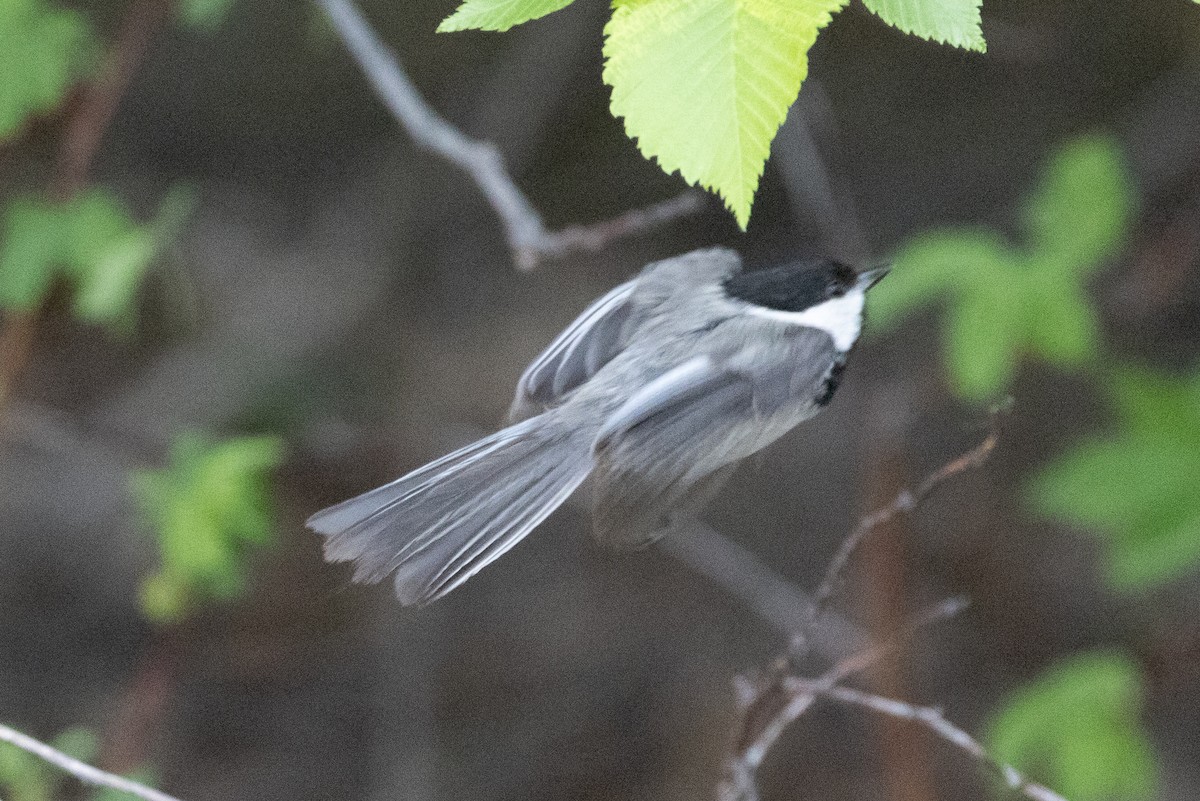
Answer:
[{"left": 722, "top": 259, "right": 862, "bottom": 313}]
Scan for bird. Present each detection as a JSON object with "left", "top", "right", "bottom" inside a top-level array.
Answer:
[{"left": 307, "top": 247, "right": 887, "bottom": 605}]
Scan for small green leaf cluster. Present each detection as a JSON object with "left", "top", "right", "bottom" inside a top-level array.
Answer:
[
  {"left": 988, "top": 653, "right": 1157, "bottom": 801},
  {"left": 436, "top": 0, "right": 986, "bottom": 228},
  {"left": 132, "top": 433, "right": 285, "bottom": 623},
  {"left": 0, "top": 186, "right": 194, "bottom": 330},
  {"left": 869, "top": 135, "right": 1132, "bottom": 400},
  {"left": 0, "top": 0, "right": 96, "bottom": 141},
  {"left": 1030, "top": 369, "right": 1200, "bottom": 590}
]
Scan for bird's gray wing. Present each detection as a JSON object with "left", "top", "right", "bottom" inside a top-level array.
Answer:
[
  {"left": 509, "top": 279, "right": 637, "bottom": 421},
  {"left": 591, "top": 328, "right": 836, "bottom": 549}
]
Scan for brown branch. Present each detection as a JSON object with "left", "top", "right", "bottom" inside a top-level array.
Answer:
[
  {"left": 315, "top": 0, "right": 704, "bottom": 271},
  {"left": 0, "top": 723, "right": 183, "bottom": 801},
  {"left": 54, "top": 0, "right": 171, "bottom": 199},
  {"left": 810, "top": 686, "right": 1069, "bottom": 801}
]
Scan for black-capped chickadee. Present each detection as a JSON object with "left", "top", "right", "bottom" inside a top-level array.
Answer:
[{"left": 308, "top": 247, "right": 887, "bottom": 605}]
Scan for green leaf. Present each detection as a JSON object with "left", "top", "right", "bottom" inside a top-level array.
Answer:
[
  {"left": 1022, "top": 133, "right": 1134, "bottom": 274},
  {"left": 1020, "top": 268, "right": 1099, "bottom": 366},
  {"left": 0, "top": 185, "right": 193, "bottom": 327},
  {"left": 132, "top": 432, "right": 285, "bottom": 623},
  {"left": 1029, "top": 368, "right": 1200, "bottom": 591},
  {"left": 0, "top": 0, "right": 95, "bottom": 140},
  {"left": 0, "top": 199, "right": 67, "bottom": 309},
  {"left": 988, "top": 652, "right": 1156, "bottom": 801},
  {"left": 177, "top": 0, "right": 235, "bottom": 30},
  {"left": 862, "top": 0, "right": 985, "bottom": 52},
  {"left": 438, "top": 0, "right": 577, "bottom": 32},
  {"left": 603, "top": 0, "right": 848, "bottom": 229},
  {"left": 878, "top": 134, "right": 1129, "bottom": 403},
  {"left": 943, "top": 276, "right": 1019, "bottom": 400},
  {"left": 868, "top": 228, "right": 1014, "bottom": 329}
]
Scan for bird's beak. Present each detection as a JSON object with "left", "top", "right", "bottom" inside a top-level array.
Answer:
[{"left": 856, "top": 265, "right": 890, "bottom": 291}]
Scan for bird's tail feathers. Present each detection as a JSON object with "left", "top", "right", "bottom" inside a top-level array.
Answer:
[{"left": 306, "top": 415, "right": 593, "bottom": 605}]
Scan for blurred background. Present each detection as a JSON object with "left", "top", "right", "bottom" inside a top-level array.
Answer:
[{"left": 2, "top": 0, "right": 1200, "bottom": 799}]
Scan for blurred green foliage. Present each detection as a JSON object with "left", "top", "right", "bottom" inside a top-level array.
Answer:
[
  {"left": 177, "top": 0, "right": 235, "bottom": 31},
  {"left": 868, "top": 134, "right": 1133, "bottom": 400},
  {"left": 1031, "top": 368, "right": 1200, "bottom": 590},
  {"left": 0, "top": 726, "right": 159, "bottom": 801},
  {"left": 0, "top": 0, "right": 95, "bottom": 141},
  {"left": 0, "top": 727, "right": 95, "bottom": 801},
  {"left": 438, "top": 0, "right": 985, "bottom": 228},
  {"left": 0, "top": 185, "right": 195, "bottom": 330},
  {"left": 988, "top": 652, "right": 1156, "bottom": 801},
  {"left": 132, "top": 433, "right": 285, "bottom": 623}
]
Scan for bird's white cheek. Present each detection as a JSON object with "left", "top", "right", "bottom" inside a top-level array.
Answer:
[{"left": 745, "top": 291, "right": 865, "bottom": 351}]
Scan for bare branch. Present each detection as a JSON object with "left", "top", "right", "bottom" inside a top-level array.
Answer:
[
  {"left": 315, "top": 0, "right": 704, "bottom": 271},
  {"left": 0, "top": 723, "right": 183, "bottom": 801},
  {"left": 719, "top": 598, "right": 967, "bottom": 801},
  {"left": 803, "top": 428, "right": 998, "bottom": 637},
  {"left": 716, "top": 425, "right": 1001, "bottom": 801},
  {"left": 809, "top": 686, "right": 1069, "bottom": 801}
]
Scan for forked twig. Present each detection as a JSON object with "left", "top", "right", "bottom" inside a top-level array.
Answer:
[
  {"left": 0, "top": 723, "right": 183, "bottom": 801},
  {"left": 720, "top": 599, "right": 968, "bottom": 801},
  {"left": 718, "top": 425, "right": 1012, "bottom": 801},
  {"left": 316, "top": 0, "right": 704, "bottom": 271}
]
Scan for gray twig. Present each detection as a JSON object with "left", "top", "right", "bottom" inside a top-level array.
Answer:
[
  {"left": 719, "top": 598, "right": 968, "bottom": 801},
  {"left": 315, "top": 0, "right": 703, "bottom": 271},
  {"left": 810, "top": 685, "right": 1069, "bottom": 801},
  {"left": 803, "top": 427, "right": 999, "bottom": 640},
  {"left": 717, "top": 427, "right": 1002, "bottom": 801},
  {"left": 0, "top": 723, "right": 183, "bottom": 801}
]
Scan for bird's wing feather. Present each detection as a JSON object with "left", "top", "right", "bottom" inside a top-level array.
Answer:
[
  {"left": 591, "top": 327, "right": 836, "bottom": 549},
  {"left": 509, "top": 279, "right": 637, "bottom": 420}
]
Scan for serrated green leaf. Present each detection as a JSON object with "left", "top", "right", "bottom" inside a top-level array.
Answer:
[
  {"left": 604, "top": 0, "right": 847, "bottom": 229},
  {"left": 132, "top": 432, "right": 284, "bottom": 623},
  {"left": 862, "top": 0, "right": 985, "bottom": 51},
  {"left": 438, "top": 0, "right": 576, "bottom": 32},
  {"left": 988, "top": 652, "right": 1156, "bottom": 801},
  {"left": 1022, "top": 134, "right": 1133, "bottom": 274},
  {"left": 868, "top": 228, "right": 1014, "bottom": 329}
]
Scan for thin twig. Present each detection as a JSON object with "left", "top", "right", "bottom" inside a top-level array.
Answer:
[
  {"left": 719, "top": 598, "right": 967, "bottom": 801},
  {"left": 716, "top": 426, "right": 1002, "bottom": 801},
  {"left": 315, "top": 0, "right": 704, "bottom": 271},
  {"left": 0, "top": 723, "right": 183, "bottom": 801},
  {"left": 810, "top": 686, "right": 1069, "bottom": 801},
  {"left": 803, "top": 428, "right": 998, "bottom": 636}
]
